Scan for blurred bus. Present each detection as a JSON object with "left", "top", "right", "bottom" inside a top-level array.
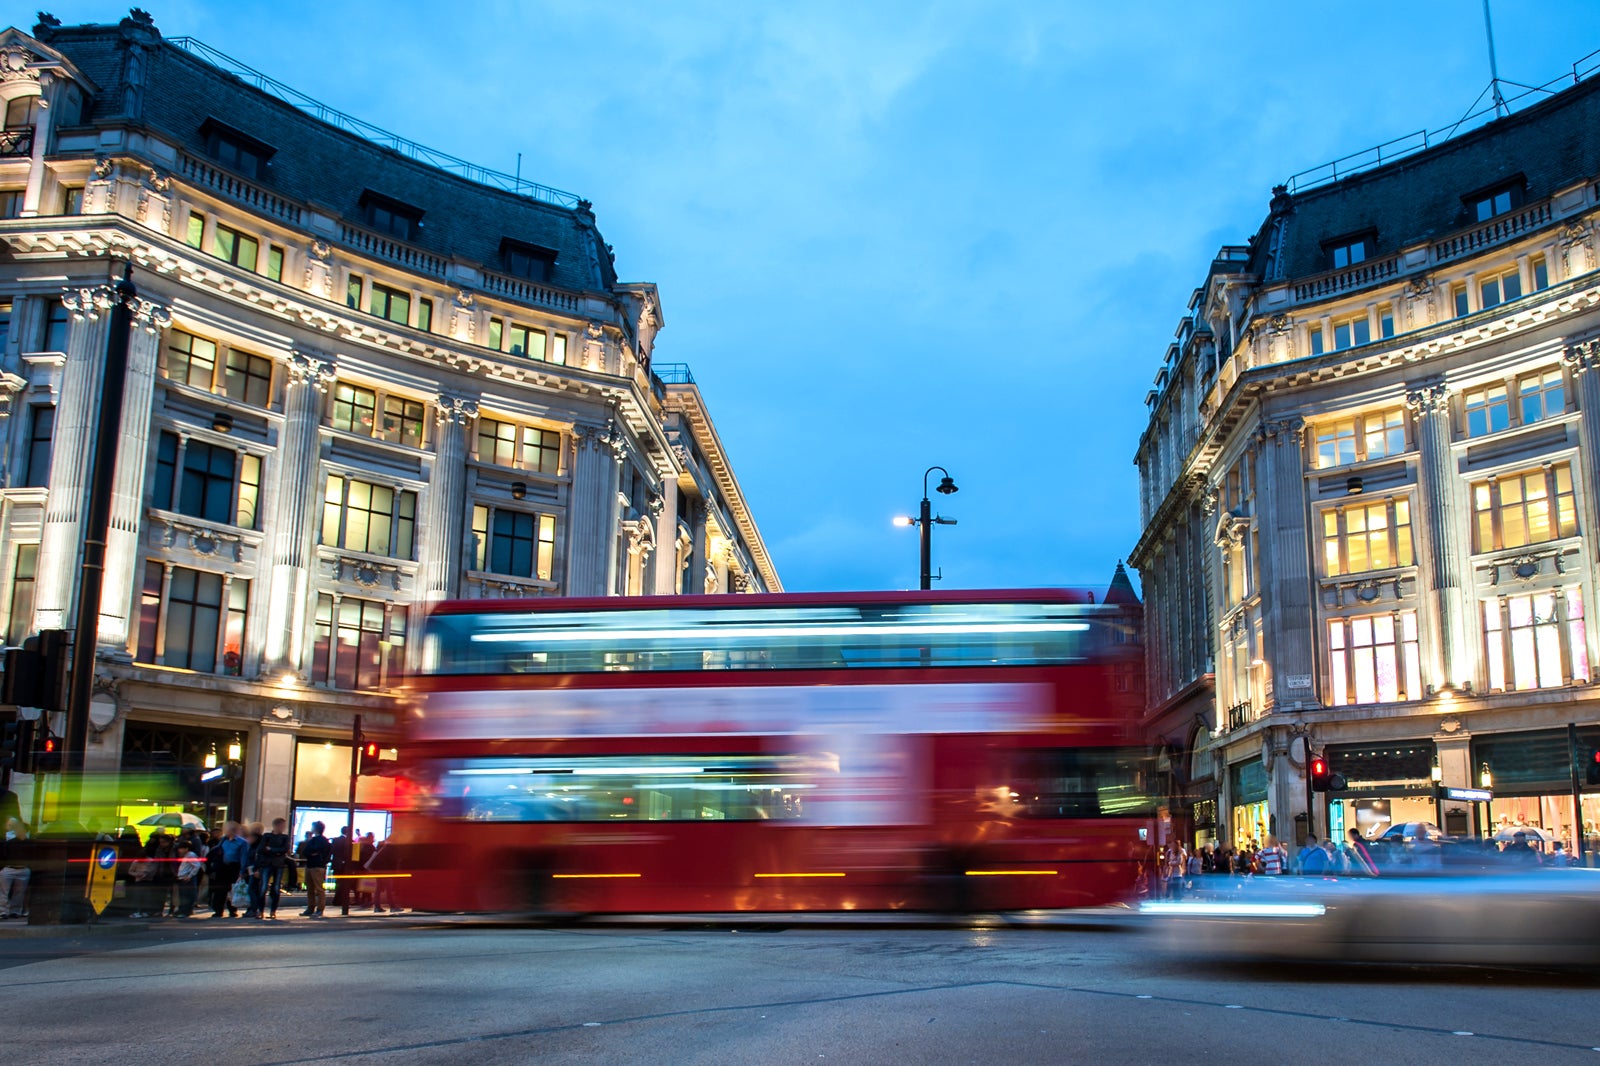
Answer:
[{"left": 396, "top": 590, "right": 1154, "bottom": 915}]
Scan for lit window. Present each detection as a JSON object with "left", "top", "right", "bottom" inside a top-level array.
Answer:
[
  {"left": 331, "top": 381, "right": 425, "bottom": 448},
  {"left": 266, "top": 245, "right": 285, "bottom": 283},
  {"left": 475, "top": 416, "right": 562, "bottom": 475},
  {"left": 312, "top": 594, "right": 405, "bottom": 691},
  {"left": 346, "top": 274, "right": 363, "bottom": 310},
  {"left": 417, "top": 298, "right": 433, "bottom": 333},
  {"left": 1471, "top": 464, "right": 1578, "bottom": 552},
  {"left": 136, "top": 562, "right": 248, "bottom": 675},
  {"left": 1463, "top": 384, "right": 1510, "bottom": 437},
  {"left": 210, "top": 223, "right": 260, "bottom": 271},
  {"left": 471, "top": 505, "right": 558, "bottom": 580},
  {"left": 1517, "top": 369, "right": 1564, "bottom": 425},
  {"left": 1322, "top": 498, "right": 1413, "bottom": 575},
  {"left": 1314, "top": 408, "right": 1404, "bottom": 469},
  {"left": 1483, "top": 589, "right": 1589, "bottom": 692},
  {"left": 379, "top": 396, "right": 426, "bottom": 448},
  {"left": 487, "top": 317, "right": 503, "bottom": 351},
  {"left": 369, "top": 282, "right": 410, "bottom": 326},
  {"left": 331, "top": 383, "right": 376, "bottom": 435},
  {"left": 322, "top": 475, "right": 417, "bottom": 559},
  {"left": 6, "top": 543, "right": 37, "bottom": 645},
  {"left": 1327, "top": 611, "right": 1421, "bottom": 705},
  {"left": 222, "top": 349, "right": 272, "bottom": 408},
  {"left": 164, "top": 329, "right": 218, "bottom": 390},
  {"left": 1478, "top": 265, "right": 1522, "bottom": 309},
  {"left": 186, "top": 211, "right": 205, "bottom": 250}
]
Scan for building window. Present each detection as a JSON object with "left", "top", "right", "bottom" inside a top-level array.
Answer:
[
  {"left": 1221, "top": 538, "right": 1249, "bottom": 608},
  {"left": 164, "top": 329, "right": 219, "bottom": 390},
  {"left": 6, "top": 543, "right": 37, "bottom": 645},
  {"left": 62, "top": 186, "right": 83, "bottom": 215},
  {"left": 321, "top": 476, "right": 417, "bottom": 559},
  {"left": 330, "top": 382, "right": 425, "bottom": 448},
  {"left": 1328, "top": 611, "right": 1421, "bottom": 705},
  {"left": 475, "top": 416, "right": 562, "bottom": 475},
  {"left": 500, "top": 240, "right": 556, "bottom": 282},
  {"left": 368, "top": 282, "right": 410, "bottom": 326},
  {"left": 223, "top": 349, "right": 273, "bottom": 407},
  {"left": 1378, "top": 303, "right": 1395, "bottom": 339},
  {"left": 201, "top": 119, "right": 273, "bottom": 180},
  {"left": 1313, "top": 407, "right": 1404, "bottom": 469},
  {"left": 1452, "top": 283, "right": 1469, "bottom": 318},
  {"left": 0, "top": 301, "right": 10, "bottom": 352},
  {"left": 266, "top": 245, "right": 285, "bottom": 283},
  {"left": 1471, "top": 464, "right": 1578, "bottom": 552},
  {"left": 358, "top": 191, "right": 422, "bottom": 241},
  {"left": 1326, "top": 236, "right": 1370, "bottom": 270},
  {"left": 471, "top": 505, "right": 557, "bottom": 580},
  {"left": 1470, "top": 186, "right": 1516, "bottom": 222},
  {"left": 346, "top": 274, "right": 363, "bottom": 310},
  {"left": 153, "top": 431, "right": 260, "bottom": 528},
  {"left": 1463, "top": 384, "right": 1510, "bottom": 437},
  {"left": 1484, "top": 589, "right": 1589, "bottom": 692},
  {"left": 136, "top": 563, "right": 248, "bottom": 675},
  {"left": 1322, "top": 498, "right": 1413, "bottom": 575},
  {"left": 1478, "top": 265, "right": 1522, "bottom": 309},
  {"left": 487, "top": 317, "right": 503, "bottom": 350},
  {"left": 1531, "top": 255, "right": 1549, "bottom": 291},
  {"left": 42, "top": 299, "right": 69, "bottom": 352},
  {"left": 1333, "top": 313, "right": 1371, "bottom": 351},
  {"left": 0, "top": 190, "right": 23, "bottom": 219},
  {"left": 312, "top": 596, "right": 404, "bottom": 690},
  {"left": 211, "top": 223, "right": 259, "bottom": 271},
  {"left": 417, "top": 298, "right": 433, "bottom": 333},
  {"left": 23, "top": 404, "right": 54, "bottom": 487},
  {"left": 1517, "top": 369, "right": 1565, "bottom": 425},
  {"left": 186, "top": 211, "right": 205, "bottom": 250}
]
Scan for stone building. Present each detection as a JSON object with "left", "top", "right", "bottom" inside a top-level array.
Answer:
[
  {"left": 0, "top": 13, "right": 778, "bottom": 829},
  {"left": 1133, "top": 70, "right": 1600, "bottom": 856}
]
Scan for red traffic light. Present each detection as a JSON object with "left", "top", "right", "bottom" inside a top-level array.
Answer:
[
  {"left": 363, "top": 742, "right": 379, "bottom": 758},
  {"left": 1310, "top": 757, "right": 1326, "bottom": 776},
  {"left": 42, "top": 737, "right": 55, "bottom": 754}
]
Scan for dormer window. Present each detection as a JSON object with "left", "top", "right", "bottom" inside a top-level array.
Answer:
[
  {"left": 1322, "top": 232, "right": 1374, "bottom": 271},
  {"left": 358, "top": 190, "right": 423, "bottom": 241},
  {"left": 199, "top": 118, "right": 275, "bottom": 180},
  {"left": 1464, "top": 178, "right": 1524, "bottom": 223},
  {"left": 500, "top": 238, "right": 557, "bottom": 282}
]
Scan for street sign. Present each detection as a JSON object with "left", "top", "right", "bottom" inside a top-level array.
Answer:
[
  {"left": 1442, "top": 786, "right": 1492, "bottom": 803},
  {"left": 1284, "top": 674, "right": 1313, "bottom": 690},
  {"left": 87, "top": 844, "right": 118, "bottom": 915}
]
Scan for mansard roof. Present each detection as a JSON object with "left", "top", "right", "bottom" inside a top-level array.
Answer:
[
  {"left": 1247, "top": 72, "right": 1600, "bottom": 283},
  {"left": 31, "top": 16, "right": 617, "bottom": 295}
]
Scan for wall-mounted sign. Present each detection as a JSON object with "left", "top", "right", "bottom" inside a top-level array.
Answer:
[
  {"left": 1442, "top": 786, "right": 1492, "bottom": 803},
  {"left": 1284, "top": 674, "right": 1313, "bottom": 690}
]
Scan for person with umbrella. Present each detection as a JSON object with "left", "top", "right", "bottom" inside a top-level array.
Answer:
[{"left": 1503, "top": 830, "right": 1541, "bottom": 865}]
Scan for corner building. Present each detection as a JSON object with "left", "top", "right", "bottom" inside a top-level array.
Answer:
[
  {"left": 0, "top": 14, "right": 778, "bottom": 829},
  {"left": 1133, "top": 71, "right": 1600, "bottom": 857}
]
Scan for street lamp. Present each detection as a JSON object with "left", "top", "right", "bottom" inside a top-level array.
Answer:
[
  {"left": 1479, "top": 763, "right": 1493, "bottom": 789},
  {"left": 893, "top": 466, "right": 958, "bottom": 591}
]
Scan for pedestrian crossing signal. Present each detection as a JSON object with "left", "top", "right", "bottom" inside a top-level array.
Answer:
[
  {"left": 1588, "top": 749, "right": 1600, "bottom": 787},
  {"left": 1310, "top": 756, "right": 1331, "bottom": 792}
]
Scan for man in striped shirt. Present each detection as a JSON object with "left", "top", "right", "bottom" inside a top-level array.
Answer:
[{"left": 1257, "top": 835, "right": 1287, "bottom": 875}]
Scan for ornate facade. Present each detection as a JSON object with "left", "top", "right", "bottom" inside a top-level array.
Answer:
[
  {"left": 1133, "top": 70, "right": 1600, "bottom": 856},
  {"left": 0, "top": 14, "right": 778, "bottom": 826}
]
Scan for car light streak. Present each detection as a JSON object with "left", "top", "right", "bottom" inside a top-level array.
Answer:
[
  {"left": 753, "top": 872, "right": 847, "bottom": 878},
  {"left": 964, "top": 869, "right": 1057, "bottom": 876},
  {"left": 551, "top": 873, "right": 643, "bottom": 879},
  {"left": 1140, "top": 901, "right": 1327, "bottom": 918}
]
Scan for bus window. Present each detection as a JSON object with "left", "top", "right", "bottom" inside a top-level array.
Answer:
[{"left": 1007, "top": 748, "right": 1156, "bottom": 819}]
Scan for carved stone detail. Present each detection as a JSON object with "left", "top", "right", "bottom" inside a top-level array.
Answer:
[
  {"left": 286, "top": 348, "right": 336, "bottom": 391},
  {"left": 1564, "top": 340, "right": 1599, "bottom": 375},
  {"left": 434, "top": 394, "right": 480, "bottom": 425},
  {"left": 1404, "top": 382, "right": 1451, "bottom": 413},
  {"left": 0, "top": 45, "right": 41, "bottom": 82}
]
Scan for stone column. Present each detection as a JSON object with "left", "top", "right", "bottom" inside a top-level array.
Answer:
[
  {"left": 1406, "top": 383, "right": 1471, "bottom": 689},
  {"left": 1257, "top": 417, "right": 1314, "bottom": 708},
  {"left": 19, "top": 79, "right": 54, "bottom": 217},
  {"left": 652, "top": 478, "right": 680, "bottom": 595},
  {"left": 565, "top": 423, "right": 622, "bottom": 596},
  {"left": 419, "top": 395, "right": 477, "bottom": 603},
  {"left": 1565, "top": 342, "right": 1600, "bottom": 566},
  {"left": 250, "top": 726, "right": 299, "bottom": 825},
  {"left": 99, "top": 298, "right": 171, "bottom": 650},
  {"left": 263, "top": 348, "right": 333, "bottom": 673},
  {"left": 33, "top": 286, "right": 114, "bottom": 630}
]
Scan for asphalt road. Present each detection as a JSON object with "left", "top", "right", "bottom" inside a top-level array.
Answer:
[{"left": 4, "top": 916, "right": 1600, "bottom": 1065}]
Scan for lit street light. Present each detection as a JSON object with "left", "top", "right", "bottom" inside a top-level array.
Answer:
[{"left": 894, "top": 466, "right": 958, "bottom": 591}]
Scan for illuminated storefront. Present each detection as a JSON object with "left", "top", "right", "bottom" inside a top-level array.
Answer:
[
  {"left": 1325, "top": 742, "right": 1437, "bottom": 841},
  {"left": 292, "top": 738, "right": 402, "bottom": 843},
  {"left": 1472, "top": 727, "right": 1600, "bottom": 857},
  {"left": 1229, "top": 758, "right": 1268, "bottom": 846}
]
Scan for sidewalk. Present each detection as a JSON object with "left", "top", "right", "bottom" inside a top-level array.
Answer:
[{"left": 0, "top": 904, "right": 418, "bottom": 938}]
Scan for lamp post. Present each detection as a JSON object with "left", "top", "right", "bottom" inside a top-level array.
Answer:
[{"left": 894, "top": 467, "right": 958, "bottom": 591}]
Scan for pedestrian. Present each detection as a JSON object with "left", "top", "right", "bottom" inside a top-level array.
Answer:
[
  {"left": 1549, "top": 841, "right": 1573, "bottom": 867},
  {"left": 127, "top": 835, "right": 162, "bottom": 919},
  {"left": 243, "top": 823, "right": 267, "bottom": 919},
  {"left": 367, "top": 837, "right": 402, "bottom": 913},
  {"left": 330, "top": 825, "right": 355, "bottom": 913},
  {"left": 1200, "top": 843, "right": 1217, "bottom": 875},
  {"left": 297, "top": 821, "right": 333, "bottom": 917},
  {"left": 357, "top": 833, "right": 377, "bottom": 907},
  {"left": 1296, "top": 834, "right": 1321, "bottom": 874},
  {"left": 175, "top": 840, "right": 203, "bottom": 917},
  {"left": 1346, "top": 829, "right": 1379, "bottom": 876},
  {"left": 1502, "top": 831, "right": 1540, "bottom": 866},
  {"left": 256, "top": 818, "right": 292, "bottom": 919},
  {"left": 0, "top": 817, "right": 30, "bottom": 919},
  {"left": 1256, "top": 836, "right": 1286, "bottom": 876}
]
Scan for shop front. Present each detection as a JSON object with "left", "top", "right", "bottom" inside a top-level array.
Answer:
[
  {"left": 292, "top": 738, "right": 402, "bottom": 844},
  {"left": 1325, "top": 741, "right": 1436, "bottom": 843},
  {"left": 118, "top": 720, "right": 249, "bottom": 837},
  {"left": 1472, "top": 727, "right": 1600, "bottom": 859},
  {"left": 1229, "top": 758, "right": 1268, "bottom": 847}
]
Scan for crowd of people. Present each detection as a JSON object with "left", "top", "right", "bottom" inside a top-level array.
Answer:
[
  {"left": 1146, "top": 826, "right": 1587, "bottom": 899},
  {"left": 0, "top": 815, "right": 405, "bottom": 922}
]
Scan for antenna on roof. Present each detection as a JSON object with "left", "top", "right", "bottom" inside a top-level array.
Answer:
[
  {"left": 516, "top": 152, "right": 522, "bottom": 187},
  {"left": 1483, "top": 0, "right": 1508, "bottom": 117}
]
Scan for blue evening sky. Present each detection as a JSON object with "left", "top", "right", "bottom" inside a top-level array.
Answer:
[{"left": 52, "top": 2, "right": 1599, "bottom": 593}]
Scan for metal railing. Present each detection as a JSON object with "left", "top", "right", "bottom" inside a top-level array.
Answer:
[
  {"left": 0, "top": 126, "right": 34, "bottom": 157},
  {"left": 166, "top": 37, "right": 583, "bottom": 210},
  {"left": 1285, "top": 48, "right": 1600, "bottom": 194},
  {"left": 653, "top": 363, "right": 696, "bottom": 386},
  {"left": 1225, "top": 700, "right": 1257, "bottom": 733}
]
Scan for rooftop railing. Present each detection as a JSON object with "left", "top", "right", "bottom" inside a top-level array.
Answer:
[
  {"left": 167, "top": 36, "right": 584, "bottom": 210},
  {"left": 653, "top": 362, "right": 696, "bottom": 386}
]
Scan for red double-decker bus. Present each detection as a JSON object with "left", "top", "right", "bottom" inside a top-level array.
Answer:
[{"left": 396, "top": 590, "right": 1153, "bottom": 915}]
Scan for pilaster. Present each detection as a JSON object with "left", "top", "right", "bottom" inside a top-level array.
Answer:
[
  {"left": 652, "top": 478, "right": 680, "bottom": 595},
  {"left": 419, "top": 394, "right": 477, "bottom": 602},
  {"left": 1257, "top": 417, "right": 1314, "bottom": 707},
  {"left": 263, "top": 347, "right": 332, "bottom": 671},
  {"left": 99, "top": 298, "right": 171, "bottom": 649},
  {"left": 565, "top": 422, "right": 624, "bottom": 596},
  {"left": 1564, "top": 343, "right": 1600, "bottom": 576},
  {"left": 1406, "top": 383, "right": 1473, "bottom": 689},
  {"left": 33, "top": 286, "right": 114, "bottom": 630}
]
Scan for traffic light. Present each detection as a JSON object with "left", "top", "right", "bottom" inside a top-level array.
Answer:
[
  {"left": 1588, "top": 749, "right": 1600, "bottom": 787},
  {"left": 357, "top": 740, "right": 400, "bottom": 776},
  {"left": 1, "top": 630, "right": 71, "bottom": 711},
  {"left": 34, "top": 730, "right": 61, "bottom": 773},
  {"left": 1310, "top": 755, "right": 1331, "bottom": 792},
  {"left": 1, "top": 719, "right": 22, "bottom": 772}
]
